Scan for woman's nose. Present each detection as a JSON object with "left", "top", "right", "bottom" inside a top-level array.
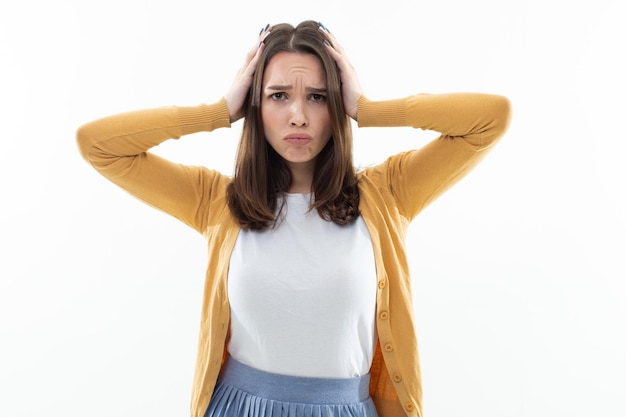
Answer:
[{"left": 289, "top": 100, "right": 308, "bottom": 127}]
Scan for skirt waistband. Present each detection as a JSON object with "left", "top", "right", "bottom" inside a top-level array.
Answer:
[{"left": 218, "top": 356, "right": 371, "bottom": 405}]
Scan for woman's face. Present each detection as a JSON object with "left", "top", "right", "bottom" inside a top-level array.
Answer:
[{"left": 261, "top": 51, "right": 332, "bottom": 172}]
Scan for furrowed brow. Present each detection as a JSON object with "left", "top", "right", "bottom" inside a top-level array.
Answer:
[
  {"left": 266, "top": 85, "right": 291, "bottom": 91},
  {"left": 306, "top": 87, "right": 327, "bottom": 94},
  {"left": 265, "top": 85, "right": 327, "bottom": 93}
]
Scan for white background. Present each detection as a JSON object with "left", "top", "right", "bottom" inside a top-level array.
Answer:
[{"left": 1, "top": 0, "right": 624, "bottom": 416}]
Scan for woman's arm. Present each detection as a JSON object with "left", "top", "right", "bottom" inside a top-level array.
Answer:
[
  {"left": 358, "top": 92, "right": 511, "bottom": 147},
  {"left": 359, "top": 92, "right": 512, "bottom": 219},
  {"left": 76, "top": 100, "right": 231, "bottom": 233},
  {"left": 76, "top": 27, "right": 272, "bottom": 231},
  {"left": 323, "top": 25, "right": 511, "bottom": 219}
]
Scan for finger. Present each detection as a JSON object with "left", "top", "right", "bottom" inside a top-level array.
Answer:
[
  {"left": 243, "top": 46, "right": 263, "bottom": 80},
  {"left": 238, "top": 25, "right": 271, "bottom": 79},
  {"left": 254, "top": 24, "right": 272, "bottom": 52},
  {"left": 318, "top": 23, "right": 347, "bottom": 55},
  {"left": 323, "top": 38, "right": 352, "bottom": 75}
]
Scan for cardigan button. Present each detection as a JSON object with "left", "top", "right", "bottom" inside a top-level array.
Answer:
[
  {"left": 384, "top": 343, "right": 393, "bottom": 352},
  {"left": 377, "top": 280, "right": 386, "bottom": 289},
  {"left": 393, "top": 373, "right": 402, "bottom": 382},
  {"left": 379, "top": 311, "right": 389, "bottom": 320},
  {"left": 405, "top": 402, "right": 415, "bottom": 412}
]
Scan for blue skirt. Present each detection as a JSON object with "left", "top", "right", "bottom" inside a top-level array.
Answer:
[{"left": 205, "top": 356, "right": 378, "bottom": 417}]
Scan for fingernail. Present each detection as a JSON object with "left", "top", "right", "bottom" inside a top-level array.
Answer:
[
  {"left": 318, "top": 22, "right": 331, "bottom": 34},
  {"left": 323, "top": 40, "right": 331, "bottom": 47},
  {"left": 259, "top": 23, "right": 269, "bottom": 35}
]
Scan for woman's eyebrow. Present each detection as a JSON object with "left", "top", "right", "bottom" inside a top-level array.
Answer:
[
  {"left": 265, "top": 85, "right": 327, "bottom": 93},
  {"left": 307, "top": 87, "right": 327, "bottom": 93}
]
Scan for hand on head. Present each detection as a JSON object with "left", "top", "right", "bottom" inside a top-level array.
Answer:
[
  {"left": 224, "top": 24, "right": 271, "bottom": 123},
  {"left": 224, "top": 22, "right": 363, "bottom": 123},
  {"left": 318, "top": 23, "right": 363, "bottom": 121}
]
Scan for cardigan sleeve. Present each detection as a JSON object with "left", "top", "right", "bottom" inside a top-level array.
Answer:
[
  {"left": 76, "top": 98, "right": 232, "bottom": 233},
  {"left": 357, "top": 93, "right": 511, "bottom": 220}
]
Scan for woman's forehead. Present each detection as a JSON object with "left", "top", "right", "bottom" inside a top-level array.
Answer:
[{"left": 263, "top": 52, "right": 326, "bottom": 88}]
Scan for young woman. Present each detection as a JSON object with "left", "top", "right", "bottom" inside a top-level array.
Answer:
[{"left": 77, "top": 20, "right": 511, "bottom": 417}]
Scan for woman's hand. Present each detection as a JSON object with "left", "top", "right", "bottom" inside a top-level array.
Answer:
[
  {"left": 224, "top": 25, "right": 271, "bottom": 123},
  {"left": 319, "top": 24, "right": 363, "bottom": 121}
]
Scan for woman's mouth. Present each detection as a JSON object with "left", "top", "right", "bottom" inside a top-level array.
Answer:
[{"left": 284, "top": 134, "right": 312, "bottom": 145}]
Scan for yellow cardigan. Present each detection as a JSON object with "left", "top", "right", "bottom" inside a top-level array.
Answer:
[{"left": 77, "top": 93, "right": 511, "bottom": 417}]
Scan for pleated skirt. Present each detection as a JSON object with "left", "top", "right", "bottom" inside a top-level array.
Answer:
[{"left": 204, "top": 356, "right": 378, "bottom": 417}]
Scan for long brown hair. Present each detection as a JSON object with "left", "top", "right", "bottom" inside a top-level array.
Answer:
[{"left": 227, "top": 20, "right": 360, "bottom": 230}]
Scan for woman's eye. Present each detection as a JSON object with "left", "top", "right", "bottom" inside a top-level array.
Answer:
[
  {"left": 310, "top": 94, "right": 327, "bottom": 102},
  {"left": 270, "top": 92, "right": 285, "bottom": 100}
]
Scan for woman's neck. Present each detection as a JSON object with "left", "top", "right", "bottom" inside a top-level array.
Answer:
[{"left": 287, "top": 161, "right": 314, "bottom": 194}]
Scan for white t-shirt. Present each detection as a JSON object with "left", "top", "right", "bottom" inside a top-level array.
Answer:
[{"left": 227, "top": 193, "right": 377, "bottom": 378}]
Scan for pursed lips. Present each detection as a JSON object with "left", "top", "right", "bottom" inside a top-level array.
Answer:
[{"left": 284, "top": 134, "right": 312, "bottom": 145}]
